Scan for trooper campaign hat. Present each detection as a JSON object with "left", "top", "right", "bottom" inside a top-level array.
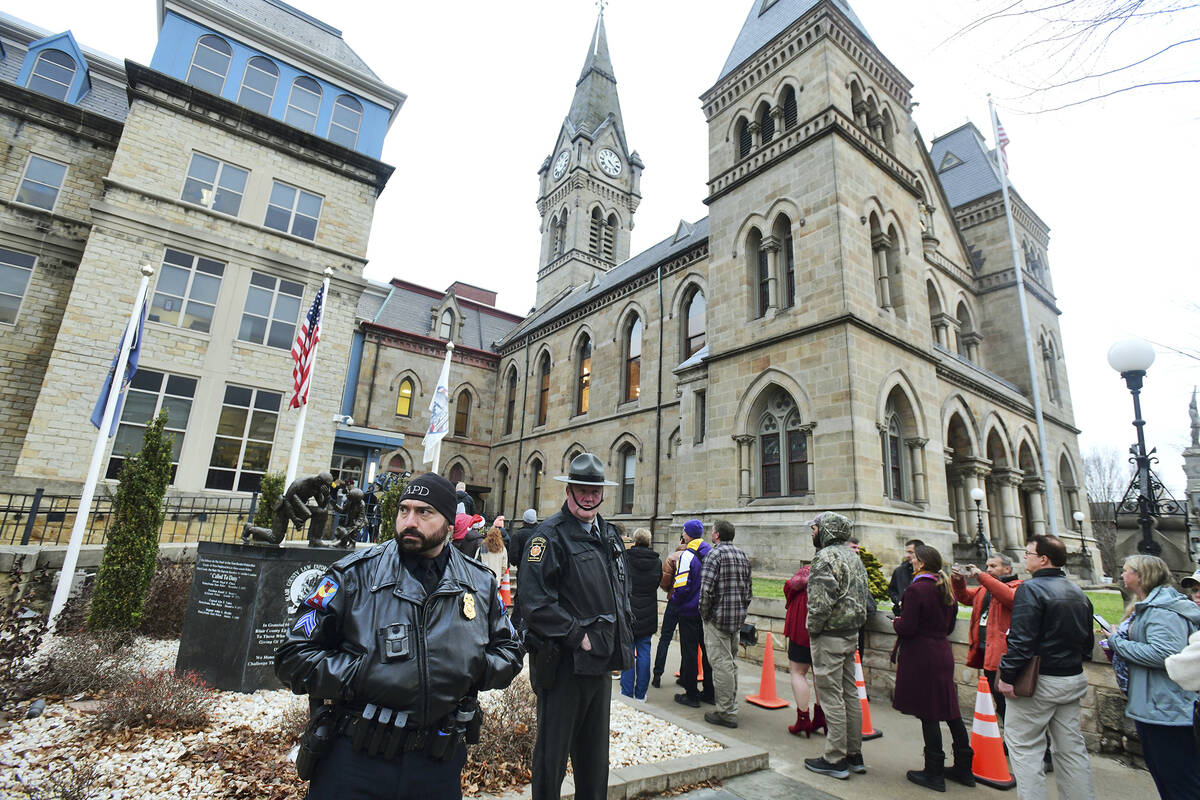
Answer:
[{"left": 553, "top": 452, "right": 619, "bottom": 487}]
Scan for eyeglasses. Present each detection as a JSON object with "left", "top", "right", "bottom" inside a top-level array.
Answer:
[{"left": 1024, "top": 550, "right": 1039, "bottom": 558}]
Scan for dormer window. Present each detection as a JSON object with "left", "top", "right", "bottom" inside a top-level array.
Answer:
[
  {"left": 238, "top": 57, "right": 278, "bottom": 115},
  {"left": 285, "top": 76, "right": 322, "bottom": 133},
  {"left": 187, "top": 35, "right": 232, "bottom": 95},
  {"left": 328, "top": 95, "right": 363, "bottom": 149},
  {"left": 28, "top": 49, "right": 76, "bottom": 101},
  {"left": 438, "top": 309, "right": 454, "bottom": 339}
]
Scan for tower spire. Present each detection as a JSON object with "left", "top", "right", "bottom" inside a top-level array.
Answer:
[{"left": 567, "top": 12, "right": 621, "bottom": 135}]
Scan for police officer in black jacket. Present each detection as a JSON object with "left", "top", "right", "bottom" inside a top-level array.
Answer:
[
  {"left": 276, "top": 473, "right": 523, "bottom": 800},
  {"left": 517, "top": 453, "right": 634, "bottom": 800}
]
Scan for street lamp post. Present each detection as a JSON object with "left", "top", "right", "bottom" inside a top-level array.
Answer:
[
  {"left": 970, "top": 486, "right": 990, "bottom": 559},
  {"left": 1106, "top": 338, "right": 1161, "bottom": 556},
  {"left": 1072, "top": 509, "right": 1089, "bottom": 559}
]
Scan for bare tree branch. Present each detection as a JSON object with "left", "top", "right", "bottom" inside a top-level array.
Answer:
[{"left": 1023, "top": 79, "right": 1200, "bottom": 112}]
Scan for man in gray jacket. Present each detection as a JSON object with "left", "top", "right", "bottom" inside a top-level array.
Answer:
[{"left": 804, "top": 512, "right": 871, "bottom": 781}]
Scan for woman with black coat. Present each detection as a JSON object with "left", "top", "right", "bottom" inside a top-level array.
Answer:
[{"left": 621, "top": 528, "right": 663, "bottom": 700}]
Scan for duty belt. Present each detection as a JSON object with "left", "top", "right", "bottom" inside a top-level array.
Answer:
[{"left": 334, "top": 703, "right": 469, "bottom": 762}]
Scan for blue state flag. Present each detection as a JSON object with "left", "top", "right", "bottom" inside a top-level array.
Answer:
[{"left": 90, "top": 300, "right": 148, "bottom": 438}]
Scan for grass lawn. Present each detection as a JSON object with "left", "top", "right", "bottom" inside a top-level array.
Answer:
[{"left": 753, "top": 577, "right": 785, "bottom": 599}]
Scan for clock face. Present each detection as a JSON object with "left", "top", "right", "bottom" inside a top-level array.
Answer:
[
  {"left": 552, "top": 151, "right": 570, "bottom": 180},
  {"left": 597, "top": 148, "right": 622, "bottom": 177}
]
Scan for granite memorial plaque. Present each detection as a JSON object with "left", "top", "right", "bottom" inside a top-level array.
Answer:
[{"left": 176, "top": 541, "right": 345, "bottom": 692}]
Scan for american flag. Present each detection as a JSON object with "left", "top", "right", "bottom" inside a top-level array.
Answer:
[
  {"left": 995, "top": 113, "right": 1010, "bottom": 175},
  {"left": 289, "top": 284, "right": 324, "bottom": 409}
]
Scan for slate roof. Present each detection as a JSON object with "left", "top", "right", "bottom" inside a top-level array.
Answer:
[
  {"left": 368, "top": 282, "right": 522, "bottom": 354},
  {"left": 929, "top": 123, "right": 1003, "bottom": 209},
  {"left": 0, "top": 13, "right": 130, "bottom": 122},
  {"left": 501, "top": 216, "right": 710, "bottom": 347},
  {"left": 566, "top": 15, "right": 623, "bottom": 137},
  {"left": 718, "top": 0, "right": 872, "bottom": 82},
  {"left": 206, "top": 0, "right": 379, "bottom": 81}
]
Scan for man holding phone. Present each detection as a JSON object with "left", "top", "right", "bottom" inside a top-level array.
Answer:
[{"left": 950, "top": 555, "right": 1020, "bottom": 718}]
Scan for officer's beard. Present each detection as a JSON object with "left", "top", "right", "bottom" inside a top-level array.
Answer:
[{"left": 398, "top": 526, "right": 448, "bottom": 557}]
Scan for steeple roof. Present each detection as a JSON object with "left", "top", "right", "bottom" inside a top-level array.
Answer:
[
  {"left": 718, "top": 0, "right": 873, "bottom": 82},
  {"left": 566, "top": 14, "right": 624, "bottom": 138}
]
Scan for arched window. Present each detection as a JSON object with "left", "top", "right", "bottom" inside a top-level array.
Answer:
[
  {"left": 454, "top": 390, "right": 471, "bottom": 437},
  {"left": 552, "top": 210, "right": 568, "bottom": 257},
  {"left": 870, "top": 214, "right": 891, "bottom": 310},
  {"left": 187, "top": 35, "right": 232, "bottom": 95},
  {"left": 589, "top": 208, "right": 616, "bottom": 260},
  {"left": 504, "top": 367, "right": 518, "bottom": 435},
  {"left": 448, "top": 463, "right": 464, "bottom": 486},
  {"left": 576, "top": 335, "right": 592, "bottom": 414},
  {"left": 755, "top": 389, "right": 810, "bottom": 498},
  {"left": 1041, "top": 334, "right": 1062, "bottom": 404},
  {"left": 1058, "top": 454, "right": 1079, "bottom": 529},
  {"left": 439, "top": 309, "right": 454, "bottom": 339},
  {"left": 881, "top": 401, "right": 906, "bottom": 500},
  {"left": 956, "top": 302, "right": 975, "bottom": 358},
  {"left": 388, "top": 454, "right": 406, "bottom": 473},
  {"left": 530, "top": 458, "right": 543, "bottom": 510},
  {"left": 781, "top": 86, "right": 798, "bottom": 130},
  {"left": 537, "top": 353, "right": 551, "bottom": 426},
  {"left": 395, "top": 378, "right": 414, "bottom": 417},
  {"left": 28, "top": 49, "right": 76, "bottom": 100},
  {"left": 758, "top": 102, "right": 775, "bottom": 145},
  {"left": 748, "top": 228, "right": 769, "bottom": 318},
  {"left": 683, "top": 289, "right": 706, "bottom": 358},
  {"left": 496, "top": 464, "right": 509, "bottom": 516},
  {"left": 604, "top": 213, "right": 618, "bottom": 262},
  {"left": 619, "top": 445, "right": 636, "bottom": 513},
  {"left": 328, "top": 94, "right": 363, "bottom": 149},
  {"left": 736, "top": 117, "right": 752, "bottom": 160},
  {"left": 927, "top": 280, "right": 944, "bottom": 345},
  {"left": 623, "top": 316, "right": 642, "bottom": 403},
  {"left": 238, "top": 56, "right": 278, "bottom": 114},
  {"left": 885, "top": 223, "right": 905, "bottom": 318},
  {"left": 773, "top": 215, "right": 795, "bottom": 309},
  {"left": 285, "top": 76, "right": 322, "bottom": 133}
]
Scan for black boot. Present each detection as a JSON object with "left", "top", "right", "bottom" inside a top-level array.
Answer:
[
  {"left": 946, "top": 746, "right": 976, "bottom": 787},
  {"left": 906, "top": 748, "right": 946, "bottom": 792}
]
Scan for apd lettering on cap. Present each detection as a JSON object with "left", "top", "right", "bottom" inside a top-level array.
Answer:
[{"left": 404, "top": 485, "right": 431, "bottom": 497}]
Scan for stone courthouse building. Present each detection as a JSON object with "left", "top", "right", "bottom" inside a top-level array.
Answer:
[
  {"left": 0, "top": 0, "right": 403, "bottom": 495},
  {"left": 2, "top": 0, "right": 1088, "bottom": 569}
]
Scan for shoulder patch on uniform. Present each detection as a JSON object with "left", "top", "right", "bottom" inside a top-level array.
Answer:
[
  {"left": 527, "top": 536, "right": 548, "bottom": 563},
  {"left": 293, "top": 609, "right": 318, "bottom": 637},
  {"left": 304, "top": 577, "right": 339, "bottom": 609}
]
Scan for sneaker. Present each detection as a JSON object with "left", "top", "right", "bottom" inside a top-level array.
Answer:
[
  {"left": 651, "top": 674, "right": 661, "bottom": 689},
  {"left": 804, "top": 757, "right": 850, "bottom": 780},
  {"left": 673, "top": 693, "right": 701, "bottom": 708},
  {"left": 847, "top": 753, "right": 867, "bottom": 774},
  {"left": 704, "top": 711, "right": 738, "bottom": 729}
]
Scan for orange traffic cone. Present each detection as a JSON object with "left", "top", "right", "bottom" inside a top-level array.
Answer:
[
  {"left": 746, "top": 633, "right": 790, "bottom": 709},
  {"left": 970, "top": 675, "right": 1016, "bottom": 789},
  {"left": 854, "top": 650, "right": 882, "bottom": 739},
  {"left": 499, "top": 568, "right": 512, "bottom": 607},
  {"left": 673, "top": 646, "right": 705, "bottom": 680}
]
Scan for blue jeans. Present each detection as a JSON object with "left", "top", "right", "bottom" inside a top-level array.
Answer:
[
  {"left": 1135, "top": 721, "right": 1200, "bottom": 800},
  {"left": 620, "top": 635, "right": 652, "bottom": 699}
]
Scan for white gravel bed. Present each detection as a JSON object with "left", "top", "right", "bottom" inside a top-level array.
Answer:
[{"left": 0, "top": 639, "right": 719, "bottom": 798}]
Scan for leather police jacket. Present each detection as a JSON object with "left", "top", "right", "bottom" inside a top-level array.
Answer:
[
  {"left": 275, "top": 539, "right": 523, "bottom": 728},
  {"left": 999, "top": 567, "right": 1094, "bottom": 684},
  {"left": 515, "top": 504, "right": 634, "bottom": 674}
]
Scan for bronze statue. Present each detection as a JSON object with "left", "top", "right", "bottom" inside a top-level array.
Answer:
[
  {"left": 332, "top": 488, "right": 366, "bottom": 548},
  {"left": 242, "top": 471, "right": 334, "bottom": 546}
]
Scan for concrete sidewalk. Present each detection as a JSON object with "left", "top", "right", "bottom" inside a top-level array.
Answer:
[{"left": 639, "top": 636, "right": 1154, "bottom": 799}]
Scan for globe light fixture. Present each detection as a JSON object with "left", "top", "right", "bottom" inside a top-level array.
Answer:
[
  {"left": 1107, "top": 338, "right": 1160, "bottom": 555},
  {"left": 969, "top": 486, "right": 988, "bottom": 558},
  {"left": 1072, "top": 509, "right": 1089, "bottom": 558}
]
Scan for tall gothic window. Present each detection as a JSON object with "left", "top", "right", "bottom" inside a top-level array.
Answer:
[
  {"left": 576, "top": 335, "right": 591, "bottom": 414},
  {"left": 395, "top": 378, "right": 414, "bottom": 417},
  {"left": 773, "top": 215, "right": 795, "bottom": 310},
  {"left": 496, "top": 464, "right": 508, "bottom": 517},
  {"left": 781, "top": 85, "right": 798, "bottom": 129},
  {"left": 537, "top": 353, "right": 551, "bottom": 426},
  {"left": 619, "top": 446, "right": 636, "bottom": 514},
  {"left": 504, "top": 367, "right": 517, "bottom": 435},
  {"left": 624, "top": 316, "right": 642, "bottom": 403},
  {"left": 454, "top": 390, "right": 471, "bottom": 437},
  {"left": 755, "top": 389, "right": 810, "bottom": 498},
  {"left": 881, "top": 399, "right": 907, "bottom": 500},
  {"left": 758, "top": 102, "right": 775, "bottom": 145},
  {"left": 439, "top": 310, "right": 454, "bottom": 339},
  {"left": 530, "top": 458, "right": 543, "bottom": 510},
  {"left": 684, "top": 289, "right": 706, "bottom": 358},
  {"left": 736, "top": 117, "right": 752, "bottom": 160},
  {"left": 589, "top": 209, "right": 615, "bottom": 261},
  {"left": 1041, "top": 334, "right": 1062, "bottom": 405},
  {"left": 448, "top": 463, "right": 464, "bottom": 486},
  {"left": 757, "top": 246, "right": 770, "bottom": 318}
]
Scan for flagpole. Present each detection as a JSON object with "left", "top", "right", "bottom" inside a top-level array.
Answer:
[
  {"left": 286, "top": 267, "right": 333, "bottom": 488},
  {"left": 49, "top": 264, "right": 155, "bottom": 625},
  {"left": 424, "top": 342, "right": 454, "bottom": 474},
  {"left": 988, "top": 96, "right": 1059, "bottom": 536}
]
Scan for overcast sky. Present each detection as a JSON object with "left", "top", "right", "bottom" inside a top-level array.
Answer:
[{"left": 29, "top": 0, "right": 1200, "bottom": 496}]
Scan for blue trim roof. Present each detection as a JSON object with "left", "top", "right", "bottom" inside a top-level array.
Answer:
[{"left": 719, "top": 0, "right": 872, "bottom": 82}]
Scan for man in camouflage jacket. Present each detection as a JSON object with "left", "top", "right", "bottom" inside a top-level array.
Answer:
[{"left": 804, "top": 512, "right": 871, "bottom": 781}]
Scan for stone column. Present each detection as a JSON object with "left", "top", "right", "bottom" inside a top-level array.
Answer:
[
  {"left": 905, "top": 437, "right": 928, "bottom": 507},
  {"left": 871, "top": 232, "right": 892, "bottom": 309},
  {"left": 771, "top": 106, "right": 786, "bottom": 136},
  {"left": 962, "top": 331, "right": 984, "bottom": 363},
  {"left": 931, "top": 312, "right": 954, "bottom": 349},
  {"left": 954, "top": 471, "right": 971, "bottom": 542},
  {"left": 798, "top": 423, "right": 817, "bottom": 493},
  {"left": 1025, "top": 478, "right": 1047, "bottom": 536},
  {"left": 996, "top": 470, "right": 1024, "bottom": 551},
  {"left": 735, "top": 435, "right": 755, "bottom": 505},
  {"left": 748, "top": 120, "right": 761, "bottom": 149},
  {"left": 760, "top": 235, "right": 781, "bottom": 313}
]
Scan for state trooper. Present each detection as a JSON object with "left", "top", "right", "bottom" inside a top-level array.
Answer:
[
  {"left": 276, "top": 472, "right": 523, "bottom": 799},
  {"left": 517, "top": 453, "right": 634, "bottom": 800}
]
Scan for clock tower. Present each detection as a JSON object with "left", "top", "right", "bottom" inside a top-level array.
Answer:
[{"left": 535, "top": 12, "right": 643, "bottom": 309}]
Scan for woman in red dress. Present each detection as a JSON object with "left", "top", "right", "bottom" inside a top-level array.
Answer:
[{"left": 783, "top": 564, "right": 824, "bottom": 736}]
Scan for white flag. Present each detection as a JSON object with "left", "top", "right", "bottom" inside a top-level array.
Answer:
[{"left": 423, "top": 344, "right": 454, "bottom": 468}]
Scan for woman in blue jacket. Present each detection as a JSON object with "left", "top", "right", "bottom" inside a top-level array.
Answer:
[{"left": 1107, "top": 554, "right": 1200, "bottom": 799}]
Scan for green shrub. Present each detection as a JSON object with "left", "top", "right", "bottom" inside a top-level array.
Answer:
[
  {"left": 376, "top": 475, "right": 408, "bottom": 544},
  {"left": 857, "top": 546, "right": 890, "bottom": 601},
  {"left": 137, "top": 558, "right": 194, "bottom": 639},
  {"left": 253, "top": 471, "right": 286, "bottom": 528},
  {"left": 94, "top": 668, "right": 213, "bottom": 730},
  {"left": 88, "top": 412, "right": 173, "bottom": 631}
]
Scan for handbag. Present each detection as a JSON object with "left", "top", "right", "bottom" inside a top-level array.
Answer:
[{"left": 1013, "top": 655, "right": 1041, "bottom": 697}]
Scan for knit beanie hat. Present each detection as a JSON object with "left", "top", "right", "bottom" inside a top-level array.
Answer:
[{"left": 400, "top": 472, "right": 458, "bottom": 528}]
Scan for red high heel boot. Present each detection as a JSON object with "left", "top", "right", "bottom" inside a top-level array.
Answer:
[
  {"left": 810, "top": 703, "right": 828, "bottom": 735},
  {"left": 788, "top": 708, "right": 813, "bottom": 737}
]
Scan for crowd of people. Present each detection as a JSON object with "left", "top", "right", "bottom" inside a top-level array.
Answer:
[{"left": 276, "top": 454, "right": 1200, "bottom": 800}]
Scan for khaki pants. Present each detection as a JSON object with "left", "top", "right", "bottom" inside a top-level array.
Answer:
[
  {"left": 702, "top": 620, "right": 740, "bottom": 721},
  {"left": 810, "top": 631, "right": 861, "bottom": 762},
  {"left": 1003, "top": 672, "right": 1094, "bottom": 800}
]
